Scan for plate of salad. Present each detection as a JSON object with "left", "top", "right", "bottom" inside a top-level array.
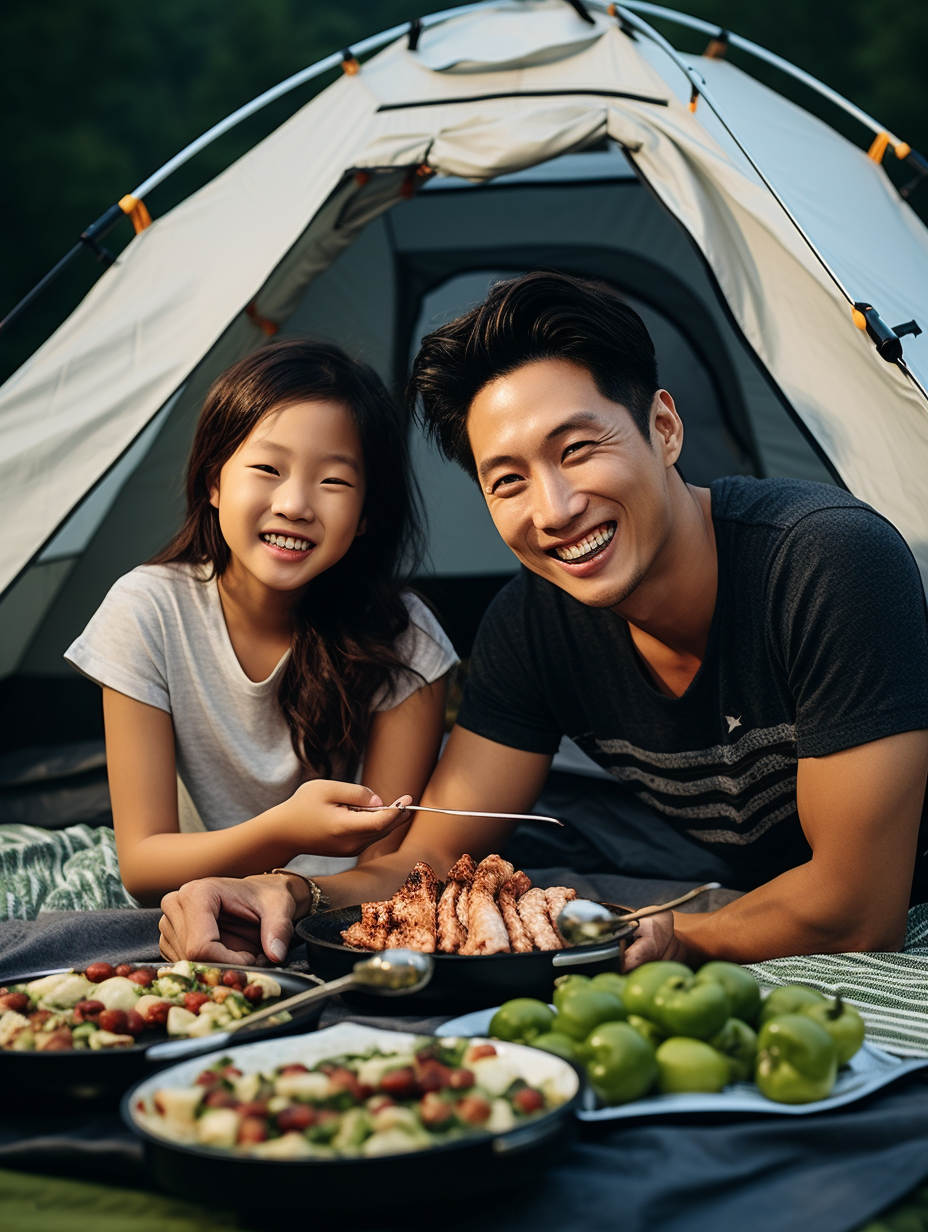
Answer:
[{"left": 0, "top": 960, "right": 323, "bottom": 1101}]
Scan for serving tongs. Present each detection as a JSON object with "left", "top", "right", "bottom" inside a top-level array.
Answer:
[
  {"left": 345, "top": 802, "right": 564, "bottom": 826},
  {"left": 146, "top": 950, "right": 434, "bottom": 1064}
]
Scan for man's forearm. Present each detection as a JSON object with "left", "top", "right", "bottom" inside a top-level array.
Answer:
[{"left": 674, "top": 860, "right": 907, "bottom": 966}]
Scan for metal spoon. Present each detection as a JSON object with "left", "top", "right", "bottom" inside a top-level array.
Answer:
[
  {"left": 146, "top": 950, "right": 434, "bottom": 1064},
  {"left": 557, "top": 882, "right": 721, "bottom": 946},
  {"left": 344, "top": 802, "right": 564, "bottom": 826}
]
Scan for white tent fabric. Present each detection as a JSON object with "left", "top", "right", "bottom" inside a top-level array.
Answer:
[{"left": 1, "top": 0, "right": 927, "bottom": 629}]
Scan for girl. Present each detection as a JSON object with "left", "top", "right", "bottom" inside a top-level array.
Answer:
[{"left": 65, "top": 339, "right": 456, "bottom": 910}]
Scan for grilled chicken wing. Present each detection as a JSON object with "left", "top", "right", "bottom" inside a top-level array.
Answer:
[
  {"left": 498, "top": 870, "right": 533, "bottom": 953},
  {"left": 459, "top": 855, "right": 513, "bottom": 955},
  {"left": 437, "top": 854, "right": 476, "bottom": 953},
  {"left": 544, "top": 885, "right": 577, "bottom": 944},
  {"left": 384, "top": 861, "right": 439, "bottom": 952},
  {"left": 517, "top": 887, "right": 563, "bottom": 951}
]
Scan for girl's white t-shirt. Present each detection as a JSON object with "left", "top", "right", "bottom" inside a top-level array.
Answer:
[{"left": 65, "top": 564, "right": 457, "bottom": 874}]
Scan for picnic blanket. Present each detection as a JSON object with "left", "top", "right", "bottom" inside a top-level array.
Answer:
[
  {"left": 0, "top": 823, "right": 136, "bottom": 920},
  {"left": 747, "top": 904, "right": 928, "bottom": 1057}
]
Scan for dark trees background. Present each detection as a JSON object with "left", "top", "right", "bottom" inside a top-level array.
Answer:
[{"left": 1, "top": 0, "right": 926, "bottom": 386}]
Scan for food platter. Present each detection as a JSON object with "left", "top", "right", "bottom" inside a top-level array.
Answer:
[
  {"left": 437, "top": 1007, "right": 928, "bottom": 1118},
  {"left": 123, "top": 1021, "right": 582, "bottom": 1216},
  {"left": 298, "top": 905, "right": 636, "bottom": 1010},
  {"left": 0, "top": 964, "right": 324, "bottom": 1104}
]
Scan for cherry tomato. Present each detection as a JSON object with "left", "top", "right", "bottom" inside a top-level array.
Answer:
[
  {"left": 276, "top": 1105, "right": 315, "bottom": 1132},
  {"left": 513, "top": 1088, "right": 545, "bottom": 1115},
  {"left": 98, "top": 1009, "right": 128, "bottom": 1034},
  {"left": 84, "top": 962, "right": 116, "bottom": 984},
  {"left": 456, "top": 1095, "right": 492, "bottom": 1125},
  {"left": 237, "top": 1116, "right": 268, "bottom": 1145}
]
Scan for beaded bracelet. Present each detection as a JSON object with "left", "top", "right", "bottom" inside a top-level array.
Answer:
[{"left": 266, "top": 868, "right": 330, "bottom": 917}]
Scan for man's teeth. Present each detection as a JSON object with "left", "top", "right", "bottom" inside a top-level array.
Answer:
[
  {"left": 554, "top": 523, "right": 616, "bottom": 562},
  {"left": 262, "top": 533, "right": 311, "bottom": 552}
]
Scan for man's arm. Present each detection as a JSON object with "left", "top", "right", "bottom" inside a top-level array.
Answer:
[
  {"left": 159, "top": 727, "right": 552, "bottom": 961},
  {"left": 663, "top": 729, "right": 928, "bottom": 964}
]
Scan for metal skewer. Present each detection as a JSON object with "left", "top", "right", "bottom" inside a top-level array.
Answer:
[{"left": 345, "top": 802, "right": 564, "bottom": 826}]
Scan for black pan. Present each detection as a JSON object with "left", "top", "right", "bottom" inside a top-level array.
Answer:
[
  {"left": 122, "top": 1027, "right": 583, "bottom": 1220},
  {"left": 298, "top": 905, "right": 636, "bottom": 1010},
  {"left": 0, "top": 964, "right": 324, "bottom": 1105}
]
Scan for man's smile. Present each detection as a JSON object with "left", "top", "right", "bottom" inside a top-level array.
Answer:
[{"left": 546, "top": 520, "right": 616, "bottom": 564}]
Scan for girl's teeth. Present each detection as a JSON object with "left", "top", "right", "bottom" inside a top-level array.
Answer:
[{"left": 263, "top": 534, "right": 310, "bottom": 551}]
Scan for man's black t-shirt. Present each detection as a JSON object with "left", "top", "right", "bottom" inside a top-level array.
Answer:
[{"left": 457, "top": 477, "right": 928, "bottom": 894}]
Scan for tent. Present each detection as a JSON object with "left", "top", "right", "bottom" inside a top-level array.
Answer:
[{"left": 1, "top": 0, "right": 927, "bottom": 756}]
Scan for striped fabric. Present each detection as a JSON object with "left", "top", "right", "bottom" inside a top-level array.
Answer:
[
  {"left": 747, "top": 905, "right": 928, "bottom": 1057},
  {"left": 0, "top": 823, "right": 137, "bottom": 920},
  {"left": 587, "top": 723, "right": 800, "bottom": 849}
]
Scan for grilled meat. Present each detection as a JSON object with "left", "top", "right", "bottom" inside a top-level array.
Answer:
[
  {"left": 386, "top": 861, "right": 439, "bottom": 953},
  {"left": 437, "top": 854, "right": 476, "bottom": 953},
  {"left": 544, "top": 885, "right": 577, "bottom": 944},
  {"left": 498, "top": 871, "right": 533, "bottom": 952},
  {"left": 459, "top": 855, "right": 513, "bottom": 956},
  {"left": 517, "top": 888, "right": 563, "bottom": 951}
]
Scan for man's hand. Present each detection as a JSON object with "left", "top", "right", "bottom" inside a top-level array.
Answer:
[
  {"left": 160, "top": 874, "right": 307, "bottom": 964},
  {"left": 622, "top": 911, "right": 688, "bottom": 972}
]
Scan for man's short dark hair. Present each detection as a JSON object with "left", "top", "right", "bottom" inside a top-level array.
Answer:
[{"left": 408, "top": 270, "right": 659, "bottom": 479}]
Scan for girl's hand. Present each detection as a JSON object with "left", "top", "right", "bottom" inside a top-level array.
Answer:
[{"left": 284, "top": 781, "right": 413, "bottom": 858}]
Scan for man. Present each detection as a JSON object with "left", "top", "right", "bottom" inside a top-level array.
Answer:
[{"left": 160, "top": 271, "right": 928, "bottom": 969}]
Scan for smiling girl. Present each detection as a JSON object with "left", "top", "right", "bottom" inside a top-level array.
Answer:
[{"left": 64, "top": 340, "right": 456, "bottom": 920}]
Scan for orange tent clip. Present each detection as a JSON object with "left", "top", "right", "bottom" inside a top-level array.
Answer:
[
  {"left": 118, "top": 195, "right": 152, "bottom": 234},
  {"left": 245, "top": 301, "right": 280, "bottom": 336}
]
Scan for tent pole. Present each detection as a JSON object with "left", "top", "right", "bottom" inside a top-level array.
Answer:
[
  {"left": 608, "top": 5, "right": 855, "bottom": 305},
  {"left": 0, "top": 3, "right": 498, "bottom": 339},
  {"left": 614, "top": 1, "right": 907, "bottom": 151}
]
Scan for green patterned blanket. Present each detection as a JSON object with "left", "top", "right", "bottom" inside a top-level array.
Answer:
[
  {"left": 0, "top": 823, "right": 137, "bottom": 919},
  {"left": 747, "top": 905, "right": 928, "bottom": 1057}
]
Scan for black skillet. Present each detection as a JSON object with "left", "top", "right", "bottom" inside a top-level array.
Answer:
[
  {"left": 298, "top": 905, "right": 636, "bottom": 1011},
  {"left": 0, "top": 963, "right": 324, "bottom": 1105}
]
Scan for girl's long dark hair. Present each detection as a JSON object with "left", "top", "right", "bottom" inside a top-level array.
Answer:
[{"left": 151, "top": 339, "right": 425, "bottom": 778}]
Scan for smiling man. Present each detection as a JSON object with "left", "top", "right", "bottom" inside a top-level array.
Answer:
[{"left": 160, "top": 271, "right": 928, "bottom": 969}]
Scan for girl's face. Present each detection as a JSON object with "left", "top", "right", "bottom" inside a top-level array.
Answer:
[{"left": 209, "top": 399, "right": 367, "bottom": 594}]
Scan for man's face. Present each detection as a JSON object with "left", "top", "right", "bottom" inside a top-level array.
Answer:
[{"left": 468, "top": 358, "right": 683, "bottom": 609}]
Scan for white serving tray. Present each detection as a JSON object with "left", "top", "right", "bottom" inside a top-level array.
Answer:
[{"left": 437, "top": 1007, "right": 928, "bottom": 1119}]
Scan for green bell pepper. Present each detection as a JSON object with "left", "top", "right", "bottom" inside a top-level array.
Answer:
[
  {"left": 552, "top": 974, "right": 591, "bottom": 1013},
  {"left": 622, "top": 961, "right": 692, "bottom": 1019},
  {"left": 757, "top": 983, "right": 825, "bottom": 1027},
  {"left": 530, "top": 1032, "right": 582, "bottom": 1063},
  {"left": 590, "top": 971, "right": 628, "bottom": 1000},
  {"left": 626, "top": 1014, "right": 666, "bottom": 1047},
  {"left": 710, "top": 1017, "right": 758, "bottom": 1082},
  {"left": 651, "top": 974, "right": 731, "bottom": 1040},
  {"left": 800, "top": 995, "right": 866, "bottom": 1065},
  {"left": 489, "top": 998, "right": 554, "bottom": 1045},
  {"left": 655, "top": 1036, "right": 730, "bottom": 1093},
  {"left": 552, "top": 987, "right": 626, "bottom": 1041},
  {"left": 697, "top": 961, "right": 762, "bottom": 1026},
  {"left": 584, "top": 1021, "right": 658, "bottom": 1105},
  {"left": 755, "top": 1014, "right": 838, "bottom": 1104}
]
